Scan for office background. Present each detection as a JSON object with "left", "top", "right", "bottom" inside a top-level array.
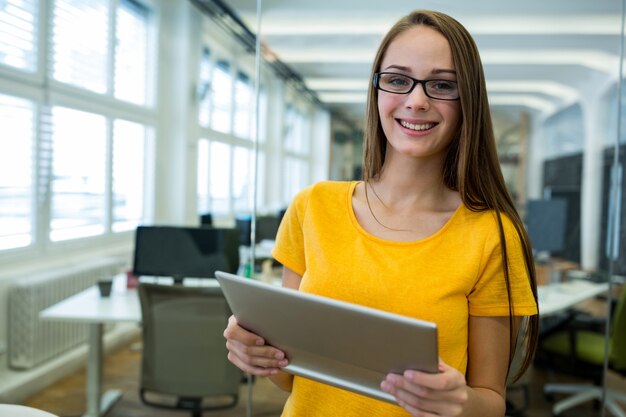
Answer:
[{"left": 0, "top": 0, "right": 624, "bottom": 415}]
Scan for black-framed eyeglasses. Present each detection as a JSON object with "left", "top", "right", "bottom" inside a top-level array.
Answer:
[{"left": 373, "top": 72, "right": 460, "bottom": 101}]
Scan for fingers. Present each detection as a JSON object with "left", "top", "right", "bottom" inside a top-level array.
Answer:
[
  {"left": 226, "top": 338, "right": 288, "bottom": 374},
  {"left": 393, "top": 395, "right": 461, "bottom": 417},
  {"left": 224, "top": 315, "right": 264, "bottom": 346},
  {"left": 389, "top": 383, "right": 464, "bottom": 417},
  {"left": 223, "top": 315, "right": 288, "bottom": 376},
  {"left": 398, "top": 362, "right": 466, "bottom": 393},
  {"left": 380, "top": 367, "right": 468, "bottom": 417}
]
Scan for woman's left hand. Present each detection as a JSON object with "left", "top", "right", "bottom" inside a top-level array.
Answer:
[{"left": 380, "top": 358, "right": 469, "bottom": 416}]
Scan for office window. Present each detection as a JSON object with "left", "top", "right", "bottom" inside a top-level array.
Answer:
[
  {"left": 197, "top": 139, "right": 210, "bottom": 213},
  {"left": 51, "top": 0, "right": 110, "bottom": 94},
  {"left": 284, "top": 105, "right": 309, "bottom": 154},
  {"left": 209, "top": 141, "right": 230, "bottom": 214},
  {"left": 114, "top": 0, "right": 150, "bottom": 105},
  {"left": 233, "top": 71, "right": 252, "bottom": 139},
  {"left": 281, "top": 104, "right": 311, "bottom": 202},
  {"left": 0, "top": 0, "right": 37, "bottom": 72},
  {"left": 233, "top": 146, "right": 253, "bottom": 212},
  {"left": 198, "top": 47, "right": 212, "bottom": 127},
  {"left": 46, "top": 0, "right": 154, "bottom": 244},
  {"left": 195, "top": 47, "right": 265, "bottom": 217},
  {"left": 198, "top": 140, "right": 256, "bottom": 216},
  {"left": 283, "top": 156, "right": 307, "bottom": 203},
  {"left": 0, "top": 0, "right": 159, "bottom": 257},
  {"left": 256, "top": 88, "right": 267, "bottom": 143},
  {"left": 112, "top": 119, "right": 148, "bottom": 232},
  {"left": 283, "top": 105, "right": 295, "bottom": 149},
  {"left": 49, "top": 107, "right": 107, "bottom": 241},
  {"left": 255, "top": 151, "right": 266, "bottom": 209},
  {"left": 543, "top": 105, "right": 584, "bottom": 159},
  {"left": 51, "top": 0, "right": 153, "bottom": 103},
  {"left": 210, "top": 60, "right": 232, "bottom": 133},
  {"left": 0, "top": 93, "right": 34, "bottom": 250}
]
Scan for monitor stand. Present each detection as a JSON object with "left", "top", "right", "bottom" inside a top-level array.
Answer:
[{"left": 172, "top": 275, "right": 185, "bottom": 285}]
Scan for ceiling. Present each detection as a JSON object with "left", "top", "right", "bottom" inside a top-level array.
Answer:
[{"left": 225, "top": 0, "right": 623, "bottom": 129}]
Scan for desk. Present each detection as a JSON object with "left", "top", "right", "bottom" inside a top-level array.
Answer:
[
  {"left": 252, "top": 240, "right": 275, "bottom": 259},
  {"left": 40, "top": 276, "right": 218, "bottom": 417},
  {"left": 535, "top": 259, "right": 579, "bottom": 286},
  {"left": 40, "top": 277, "right": 138, "bottom": 417},
  {"left": 537, "top": 280, "right": 609, "bottom": 316}
]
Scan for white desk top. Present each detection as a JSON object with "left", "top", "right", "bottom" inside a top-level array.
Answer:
[
  {"left": 40, "top": 275, "right": 220, "bottom": 324},
  {"left": 537, "top": 280, "right": 608, "bottom": 316},
  {"left": 40, "top": 277, "right": 141, "bottom": 323},
  {"left": 254, "top": 240, "right": 275, "bottom": 259}
]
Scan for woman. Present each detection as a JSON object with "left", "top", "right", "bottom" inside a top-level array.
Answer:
[{"left": 224, "top": 9, "right": 538, "bottom": 417}]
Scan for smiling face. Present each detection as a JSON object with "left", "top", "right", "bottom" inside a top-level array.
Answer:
[{"left": 377, "top": 25, "right": 461, "bottom": 163}]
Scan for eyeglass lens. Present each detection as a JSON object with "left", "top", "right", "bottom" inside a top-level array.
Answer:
[{"left": 376, "top": 73, "right": 458, "bottom": 100}]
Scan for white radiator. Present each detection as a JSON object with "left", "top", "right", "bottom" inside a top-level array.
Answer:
[{"left": 8, "top": 258, "right": 126, "bottom": 370}]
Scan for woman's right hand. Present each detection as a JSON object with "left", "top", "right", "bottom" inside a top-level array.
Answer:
[{"left": 223, "top": 315, "right": 289, "bottom": 376}]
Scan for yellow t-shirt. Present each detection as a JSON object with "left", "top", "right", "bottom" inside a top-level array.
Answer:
[{"left": 271, "top": 181, "right": 537, "bottom": 417}]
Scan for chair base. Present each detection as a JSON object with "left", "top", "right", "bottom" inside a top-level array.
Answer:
[
  {"left": 544, "top": 383, "right": 626, "bottom": 416},
  {"left": 140, "top": 389, "right": 239, "bottom": 416}
]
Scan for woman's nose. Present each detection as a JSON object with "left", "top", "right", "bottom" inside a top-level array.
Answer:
[{"left": 405, "top": 83, "right": 430, "bottom": 110}]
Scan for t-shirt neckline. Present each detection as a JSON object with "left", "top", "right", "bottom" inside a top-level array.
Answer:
[{"left": 346, "top": 180, "right": 464, "bottom": 245}]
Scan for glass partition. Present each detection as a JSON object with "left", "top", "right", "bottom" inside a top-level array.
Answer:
[
  {"left": 601, "top": 5, "right": 626, "bottom": 416},
  {"left": 226, "top": 0, "right": 626, "bottom": 415}
]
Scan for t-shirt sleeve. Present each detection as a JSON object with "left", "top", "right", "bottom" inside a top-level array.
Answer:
[
  {"left": 468, "top": 213, "right": 538, "bottom": 317},
  {"left": 271, "top": 185, "right": 312, "bottom": 276}
]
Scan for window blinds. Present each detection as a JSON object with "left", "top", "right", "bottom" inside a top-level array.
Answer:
[
  {"left": 0, "top": 0, "right": 37, "bottom": 72},
  {"left": 0, "top": 93, "right": 34, "bottom": 249},
  {"left": 51, "top": 0, "right": 110, "bottom": 93},
  {"left": 115, "top": 0, "right": 149, "bottom": 104}
]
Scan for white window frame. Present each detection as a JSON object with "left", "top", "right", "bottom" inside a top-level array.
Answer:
[
  {"left": 0, "top": 0, "right": 158, "bottom": 259},
  {"left": 195, "top": 26, "right": 262, "bottom": 222}
]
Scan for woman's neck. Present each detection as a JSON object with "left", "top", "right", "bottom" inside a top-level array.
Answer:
[{"left": 371, "top": 156, "right": 453, "bottom": 210}]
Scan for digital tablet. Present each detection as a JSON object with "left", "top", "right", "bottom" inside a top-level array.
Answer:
[{"left": 215, "top": 271, "right": 438, "bottom": 404}]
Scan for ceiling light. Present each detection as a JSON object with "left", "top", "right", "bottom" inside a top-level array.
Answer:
[{"left": 318, "top": 92, "right": 367, "bottom": 103}]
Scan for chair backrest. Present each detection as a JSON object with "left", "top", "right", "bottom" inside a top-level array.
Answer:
[
  {"left": 609, "top": 284, "right": 626, "bottom": 371},
  {"left": 138, "top": 283, "right": 243, "bottom": 398}
]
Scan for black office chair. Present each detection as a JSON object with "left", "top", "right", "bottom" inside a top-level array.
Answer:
[
  {"left": 138, "top": 283, "right": 243, "bottom": 417},
  {"left": 534, "top": 283, "right": 626, "bottom": 416}
]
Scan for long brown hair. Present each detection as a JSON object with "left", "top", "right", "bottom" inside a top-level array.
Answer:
[{"left": 363, "top": 10, "right": 539, "bottom": 381}]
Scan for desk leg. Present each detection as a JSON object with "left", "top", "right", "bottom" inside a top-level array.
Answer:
[{"left": 83, "top": 323, "right": 122, "bottom": 417}]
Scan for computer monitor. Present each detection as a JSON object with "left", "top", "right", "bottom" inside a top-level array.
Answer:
[
  {"left": 132, "top": 226, "right": 237, "bottom": 284},
  {"left": 235, "top": 215, "right": 279, "bottom": 246},
  {"left": 525, "top": 199, "right": 568, "bottom": 254},
  {"left": 256, "top": 215, "right": 279, "bottom": 242},
  {"left": 235, "top": 215, "right": 253, "bottom": 246}
]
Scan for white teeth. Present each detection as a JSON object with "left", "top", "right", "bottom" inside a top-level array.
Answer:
[{"left": 400, "top": 120, "right": 435, "bottom": 131}]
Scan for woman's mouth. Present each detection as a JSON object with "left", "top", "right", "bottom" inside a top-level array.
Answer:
[{"left": 398, "top": 119, "right": 437, "bottom": 132}]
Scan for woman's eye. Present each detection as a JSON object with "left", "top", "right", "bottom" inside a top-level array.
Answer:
[
  {"left": 431, "top": 81, "right": 456, "bottom": 91},
  {"left": 388, "top": 77, "right": 409, "bottom": 86}
]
